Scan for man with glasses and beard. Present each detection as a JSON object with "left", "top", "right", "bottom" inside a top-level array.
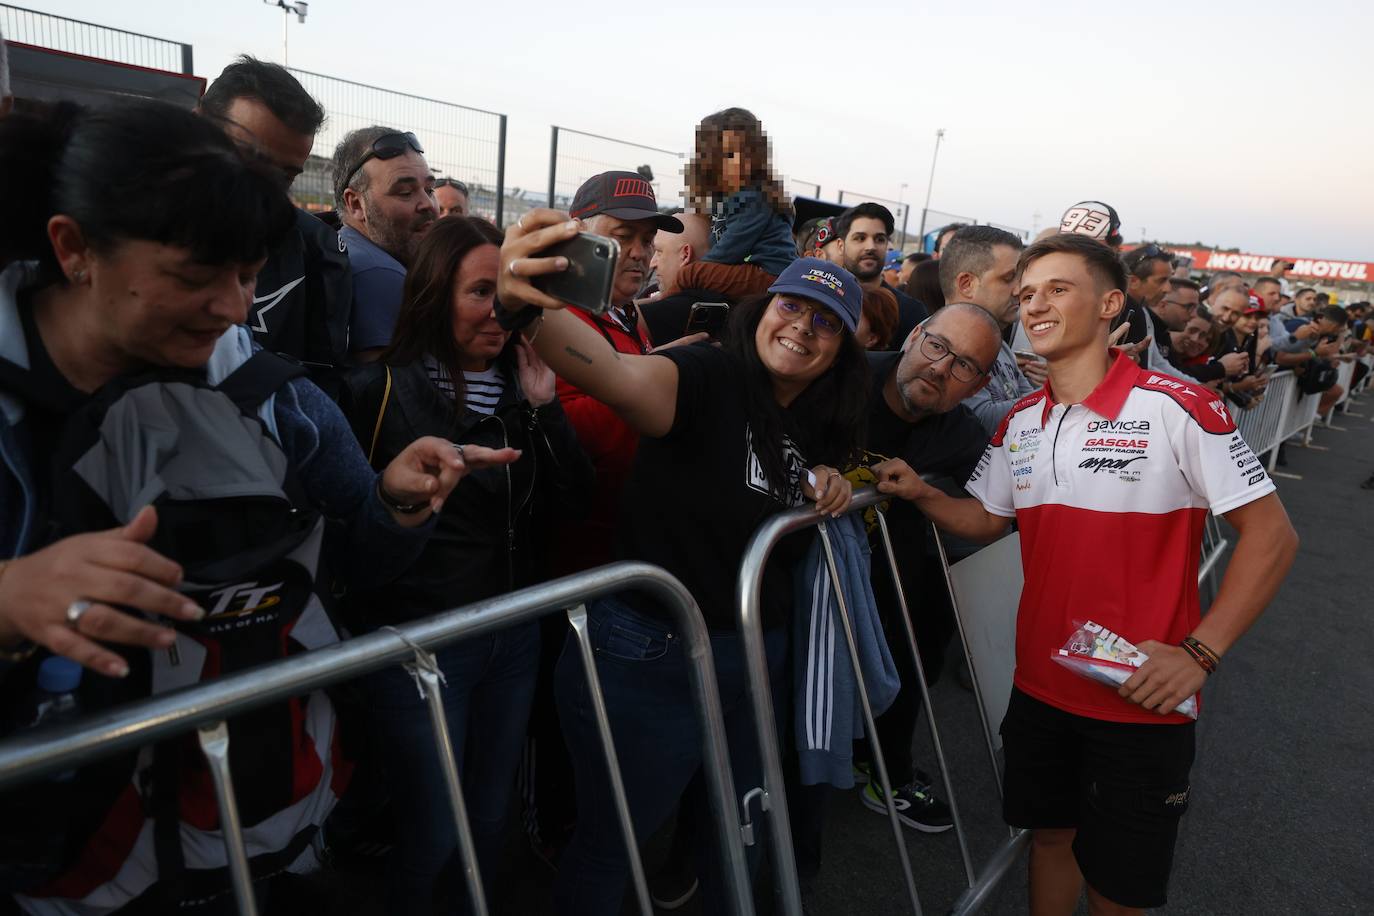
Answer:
[
  {"left": 331, "top": 126, "right": 438, "bottom": 359},
  {"left": 849, "top": 303, "right": 1003, "bottom": 834},
  {"left": 836, "top": 202, "right": 928, "bottom": 347}
]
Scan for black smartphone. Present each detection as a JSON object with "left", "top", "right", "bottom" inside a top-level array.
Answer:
[
  {"left": 684, "top": 302, "right": 730, "bottom": 337},
  {"left": 531, "top": 232, "right": 619, "bottom": 314}
]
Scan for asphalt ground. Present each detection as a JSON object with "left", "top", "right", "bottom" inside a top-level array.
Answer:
[{"left": 304, "top": 387, "right": 1374, "bottom": 916}]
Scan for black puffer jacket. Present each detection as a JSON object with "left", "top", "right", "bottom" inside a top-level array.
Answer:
[{"left": 340, "top": 353, "right": 594, "bottom": 625}]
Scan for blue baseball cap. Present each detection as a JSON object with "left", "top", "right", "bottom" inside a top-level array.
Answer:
[
  {"left": 884, "top": 251, "right": 904, "bottom": 270},
  {"left": 767, "top": 257, "right": 862, "bottom": 332}
]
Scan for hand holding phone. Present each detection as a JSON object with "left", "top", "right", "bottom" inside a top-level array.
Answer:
[{"left": 530, "top": 232, "right": 620, "bottom": 315}]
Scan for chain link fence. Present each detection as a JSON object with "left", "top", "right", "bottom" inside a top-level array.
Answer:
[
  {"left": 288, "top": 69, "right": 507, "bottom": 224},
  {"left": 547, "top": 126, "right": 685, "bottom": 212},
  {"left": 1, "top": 2, "right": 192, "bottom": 74}
]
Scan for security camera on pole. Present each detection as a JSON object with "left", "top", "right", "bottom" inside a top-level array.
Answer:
[{"left": 263, "top": 0, "right": 309, "bottom": 65}]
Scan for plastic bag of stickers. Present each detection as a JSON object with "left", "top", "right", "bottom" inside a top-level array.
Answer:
[{"left": 1051, "top": 620, "right": 1199, "bottom": 719}]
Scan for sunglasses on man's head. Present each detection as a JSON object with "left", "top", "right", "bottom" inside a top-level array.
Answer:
[
  {"left": 1125, "top": 243, "right": 1169, "bottom": 268},
  {"left": 434, "top": 178, "right": 469, "bottom": 195},
  {"left": 340, "top": 131, "right": 424, "bottom": 193}
]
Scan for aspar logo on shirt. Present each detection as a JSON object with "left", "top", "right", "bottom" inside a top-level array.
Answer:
[{"left": 1079, "top": 456, "right": 1146, "bottom": 474}]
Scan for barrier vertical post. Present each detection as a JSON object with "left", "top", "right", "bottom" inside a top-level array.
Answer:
[
  {"left": 565, "top": 604, "right": 654, "bottom": 916},
  {"left": 413, "top": 653, "right": 489, "bottom": 916},
  {"left": 547, "top": 126, "right": 560, "bottom": 208},
  {"left": 196, "top": 722, "right": 259, "bottom": 916},
  {"left": 1266, "top": 385, "right": 1295, "bottom": 473},
  {"left": 494, "top": 115, "right": 507, "bottom": 228},
  {"left": 873, "top": 511, "right": 977, "bottom": 886},
  {"left": 816, "top": 522, "right": 923, "bottom": 916}
]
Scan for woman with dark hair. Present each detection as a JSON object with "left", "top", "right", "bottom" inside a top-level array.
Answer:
[
  {"left": 0, "top": 101, "right": 513, "bottom": 914},
  {"left": 340, "top": 215, "right": 593, "bottom": 915},
  {"left": 496, "top": 210, "right": 866, "bottom": 914}
]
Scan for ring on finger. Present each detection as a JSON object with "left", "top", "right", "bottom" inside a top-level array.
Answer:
[
  {"left": 66, "top": 599, "right": 94, "bottom": 628},
  {"left": 508, "top": 259, "right": 520, "bottom": 277},
  {"left": 451, "top": 441, "right": 466, "bottom": 462}
]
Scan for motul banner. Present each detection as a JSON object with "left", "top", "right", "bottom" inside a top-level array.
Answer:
[{"left": 1147, "top": 246, "right": 1374, "bottom": 283}]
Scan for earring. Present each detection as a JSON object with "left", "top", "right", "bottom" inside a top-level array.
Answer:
[{"left": 72, "top": 269, "right": 87, "bottom": 284}]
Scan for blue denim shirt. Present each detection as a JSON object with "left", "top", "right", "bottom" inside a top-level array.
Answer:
[{"left": 700, "top": 187, "right": 797, "bottom": 277}]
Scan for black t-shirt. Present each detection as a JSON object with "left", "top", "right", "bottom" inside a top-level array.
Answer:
[
  {"left": 884, "top": 282, "right": 930, "bottom": 349},
  {"left": 617, "top": 344, "right": 809, "bottom": 631},
  {"left": 863, "top": 350, "right": 989, "bottom": 484}
]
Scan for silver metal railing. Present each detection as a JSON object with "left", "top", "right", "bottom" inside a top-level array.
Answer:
[
  {"left": 0, "top": 562, "right": 753, "bottom": 916},
  {"left": 736, "top": 487, "right": 973, "bottom": 916}
]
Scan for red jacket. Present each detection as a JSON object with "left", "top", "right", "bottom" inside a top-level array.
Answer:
[{"left": 551, "top": 306, "right": 653, "bottom": 574}]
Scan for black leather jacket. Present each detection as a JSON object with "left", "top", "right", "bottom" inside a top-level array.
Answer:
[{"left": 339, "top": 354, "right": 594, "bottom": 625}]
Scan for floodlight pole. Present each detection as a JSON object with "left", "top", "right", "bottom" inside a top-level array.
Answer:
[
  {"left": 917, "top": 128, "right": 946, "bottom": 245},
  {"left": 899, "top": 182, "right": 910, "bottom": 249}
]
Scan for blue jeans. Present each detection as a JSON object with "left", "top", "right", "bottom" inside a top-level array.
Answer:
[
  {"left": 552, "top": 595, "right": 787, "bottom": 915},
  {"left": 362, "top": 621, "right": 539, "bottom": 915}
]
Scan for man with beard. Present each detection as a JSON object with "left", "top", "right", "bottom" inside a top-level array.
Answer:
[
  {"left": 852, "top": 302, "right": 1002, "bottom": 832},
  {"left": 332, "top": 125, "right": 437, "bottom": 359},
  {"left": 1117, "top": 245, "right": 1174, "bottom": 371},
  {"left": 836, "top": 202, "right": 928, "bottom": 348}
]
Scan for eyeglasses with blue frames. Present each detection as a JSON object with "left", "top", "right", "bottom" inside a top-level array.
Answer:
[{"left": 773, "top": 296, "right": 845, "bottom": 339}]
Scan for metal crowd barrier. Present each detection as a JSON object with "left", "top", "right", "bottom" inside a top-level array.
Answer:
[
  {"left": 0, "top": 563, "right": 752, "bottom": 916},
  {"left": 1321, "top": 358, "right": 1358, "bottom": 425},
  {"left": 737, "top": 487, "right": 974, "bottom": 916},
  {"left": 736, "top": 481, "right": 1238, "bottom": 916}
]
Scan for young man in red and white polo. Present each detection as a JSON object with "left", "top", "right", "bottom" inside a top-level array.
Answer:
[{"left": 873, "top": 232, "right": 1299, "bottom": 915}]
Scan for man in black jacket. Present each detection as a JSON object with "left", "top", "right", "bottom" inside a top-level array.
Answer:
[{"left": 200, "top": 56, "right": 353, "bottom": 397}]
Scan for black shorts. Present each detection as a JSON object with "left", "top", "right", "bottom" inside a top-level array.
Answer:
[{"left": 1000, "top": 687, "right": 1196, "bottom": 909}]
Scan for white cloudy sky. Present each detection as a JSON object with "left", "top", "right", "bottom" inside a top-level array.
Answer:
[{"left": 19, "top": 0, "right": 1374, "bottom": 260}]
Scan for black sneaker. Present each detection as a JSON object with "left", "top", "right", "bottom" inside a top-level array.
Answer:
[
  {"left": 1362, "top": 474, "right": 1374, "bottom": 490},
  {"left": 861, "top": 780, "right": 953, "bottom": 833}
]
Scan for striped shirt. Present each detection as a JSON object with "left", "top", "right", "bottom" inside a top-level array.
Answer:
[{"left": 423, "top": 356, "right": 506, "bottom": 415}]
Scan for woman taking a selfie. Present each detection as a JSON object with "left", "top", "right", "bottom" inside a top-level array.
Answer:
[{"left": 496, "top": 210, "right": 865, "bottom": 914}]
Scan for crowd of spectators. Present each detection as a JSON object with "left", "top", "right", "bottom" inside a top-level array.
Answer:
[{"left": 0, "top": 50, "right": 1358, "bottom": 916}]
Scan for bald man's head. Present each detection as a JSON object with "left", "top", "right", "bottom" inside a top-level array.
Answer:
[
  {"left": 1211, "top": 288, "right": 1248, "bottom": 327},
  {"left": 891, "top": 303, "right": 1003, "bottom": 418},
  {"left": 651, "top": 212, "right": 712, "bottom": 294}
]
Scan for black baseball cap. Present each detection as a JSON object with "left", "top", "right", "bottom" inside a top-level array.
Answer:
[{"left": 569, "top": 171, "right": 683, "bottom": 232}]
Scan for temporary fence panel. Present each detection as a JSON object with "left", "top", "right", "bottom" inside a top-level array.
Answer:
[
  {"left": 984, "top": 222, "right": 1031, "bottom": 241},
  {"left": 1323, "top": 359, "right": 1357, "bottom": 423},
  {"left": 1, "top": 3, "right": 193, "bottom": 73},
  {"left": 737, "top": 487, "right": 987, "bottom": 916},
  {"left": 287, "top": 69, "right": 507, "bottom": 225},
  {"left": 547, "top": 125, "right": 686, "bottom": 212},
  {"left": 1234, "top": 370, "right": 1295, "bottom": 461},
  {"left": 787, "top": 179, "right": 822, "bottom": 200},
  {"left": 0, "top": 563, "right": 752, "bottom": 916},
  {"left": 933, "top": 531, "right": 1022, "bottom": 762}
]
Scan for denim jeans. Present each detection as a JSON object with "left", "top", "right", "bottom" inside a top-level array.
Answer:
[
  {"left": 552, "top": 595, "right": 787, "bottom": 915},
  {"left": 362, "top": 621, "right": 539, "bottom": 915}
]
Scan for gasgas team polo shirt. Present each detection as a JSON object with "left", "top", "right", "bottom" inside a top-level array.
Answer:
[{"left": 965, "top": 350, "right": 1275, "bottom": 724}]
